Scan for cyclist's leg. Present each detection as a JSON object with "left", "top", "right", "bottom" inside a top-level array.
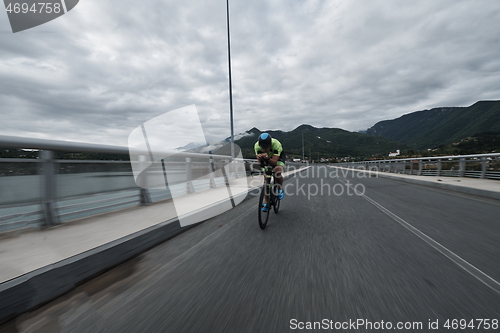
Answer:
[
  {"left": 274, "top": 151, "right": 286, "bottom": 186},
  {"left": 274, "top": 162, "right": 285, "bottom": 199},
  {"left": 273, "top": 164, "right": 284, "bottom": 188}
]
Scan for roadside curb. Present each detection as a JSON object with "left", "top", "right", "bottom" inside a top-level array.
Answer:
[{"left": 0, "top": 217, "right": 191, "bottom": 326}]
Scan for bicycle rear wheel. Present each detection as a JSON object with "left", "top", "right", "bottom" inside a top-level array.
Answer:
[{"left": 258, "top": 185, "right": 270, "bottom": 229}]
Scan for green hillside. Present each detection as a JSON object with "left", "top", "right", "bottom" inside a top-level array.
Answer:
[
  {"left": 428, "top": 131, "right": 500, "bottom": 155},
  {"left": 235, "top": 125, "right": 406, "bottom": 160},
  {"left": 367, "top": 100, "right": 500, "bottom": 150}
]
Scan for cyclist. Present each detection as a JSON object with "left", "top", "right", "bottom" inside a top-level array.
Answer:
[{"left": 255, "top": 133, "right": 285, "bottom": 212}]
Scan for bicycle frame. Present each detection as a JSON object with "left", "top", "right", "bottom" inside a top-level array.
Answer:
[
  {"left": 258, "top": 164, "right": 281, "bottom": 229},
  {"left": 263, "top": 165, "right": 274, "bottom": 200}
]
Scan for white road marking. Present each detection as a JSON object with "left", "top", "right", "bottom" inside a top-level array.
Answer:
[
  {"left": 61, "top": 0, "right": 68, "bottom": 13},
  {"left": 338, "top": 178, "right": 500, "bottom": 295}
]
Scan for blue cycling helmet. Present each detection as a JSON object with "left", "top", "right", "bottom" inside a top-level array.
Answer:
[{"left": 259, "top": 133, "right": 272, "bottom": 149}]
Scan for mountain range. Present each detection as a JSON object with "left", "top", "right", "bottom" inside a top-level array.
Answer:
[
  {"left": 366, "top": 100, "right": 500, "bottom": 150},
  {"left": 233, "top": 100, "right": 500, "bottom": 159},
  {"left": 234, "top": 125, "right": 406, "bottom": 160}
]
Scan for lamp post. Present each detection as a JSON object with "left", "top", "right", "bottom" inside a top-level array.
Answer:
[{"left": 226, "top": 0, "right": 234, "bottom": 158}]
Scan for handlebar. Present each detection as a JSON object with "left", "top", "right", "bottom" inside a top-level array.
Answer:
[{"left": 259, "top": 160, "right": 275, "bottom": 176}]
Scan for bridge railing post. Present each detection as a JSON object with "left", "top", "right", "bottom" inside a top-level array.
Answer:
[
  {"left": 208, "top": 152, "right": 217, "bottom": 189},
  {"left": 459, "top": 158, "right": 466, "bottom": 177},
  {"left": 481, "top": 157, "right": 487, "bottom": 179},
  {"left": 40, "top": 150, "right": 60, "bottom": 227},
  {"left": 437, "top": 159, "right": 441, "bottom": 177},
  {"left": 221, "top": 159, "right": 231, "bottom": 187},
  {"left": 186, "top": 157, "right": 195, "bottom": 194},
  {"left": 418, "top": 160, "right": 423, "bottom": 176},
  {"left": 138, "top": 154, "right": 152, "bottom": 205},
  {"left": 234, "top": 160, "right": 241, "bottom": 178}
]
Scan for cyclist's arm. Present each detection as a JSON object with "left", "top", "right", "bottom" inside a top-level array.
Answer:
[
  {"left": 256, "top": 153, "right": 269, "bottom": 167},
  {"left": 268, "top": 154, "right": 280, "bottom": 167},
  {"left": 255, "top": 142, "right": 268, "bottom": 163}
]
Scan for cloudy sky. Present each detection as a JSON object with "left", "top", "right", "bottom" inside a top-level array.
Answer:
[{"left": 1, "top": 0, "right": 500, "bottom": 146}]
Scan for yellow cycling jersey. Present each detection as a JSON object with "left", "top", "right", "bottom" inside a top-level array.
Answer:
[{"left": 254, "top": 138, "right": 283, "bottom": 158}]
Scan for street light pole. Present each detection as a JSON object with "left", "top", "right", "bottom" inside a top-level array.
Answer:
[{"left": 226, "top": 0, "right": 235, "bottom": 158}]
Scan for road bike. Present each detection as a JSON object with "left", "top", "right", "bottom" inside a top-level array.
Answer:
[{"left": 258, "top": 163, "right": 281, "bottom": 229}]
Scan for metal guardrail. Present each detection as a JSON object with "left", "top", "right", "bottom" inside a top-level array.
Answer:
[
  {"left": 0, "top": 135, "right": 302, "bottom": 232},
  {"left": 337, "top": 153, "right": 500, "bottom": 180}
]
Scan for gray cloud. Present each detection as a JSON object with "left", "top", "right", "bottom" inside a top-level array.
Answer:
[{"left": 1, "top": 0, "right": 499, "bottom": 146}]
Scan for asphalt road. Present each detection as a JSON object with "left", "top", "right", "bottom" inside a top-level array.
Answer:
[{"left": 5, "top": 166, "right": 500, "bottom": 332}]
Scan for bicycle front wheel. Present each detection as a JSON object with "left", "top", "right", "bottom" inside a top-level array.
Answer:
[
  {"left": 272, "top": 184, "right": 281, "bottom": 214},
  {"left": 258, "top": 185, "right": 270, "bottom": 229}
]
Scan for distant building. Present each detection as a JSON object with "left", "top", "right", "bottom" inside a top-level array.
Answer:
[{"left": 388, "top": 150, "right": 400, "bottom": 157}]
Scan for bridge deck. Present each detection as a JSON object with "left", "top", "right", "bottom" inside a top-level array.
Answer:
[{"left": 2, "top": 165, "right": 498, "bottom": 332}]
